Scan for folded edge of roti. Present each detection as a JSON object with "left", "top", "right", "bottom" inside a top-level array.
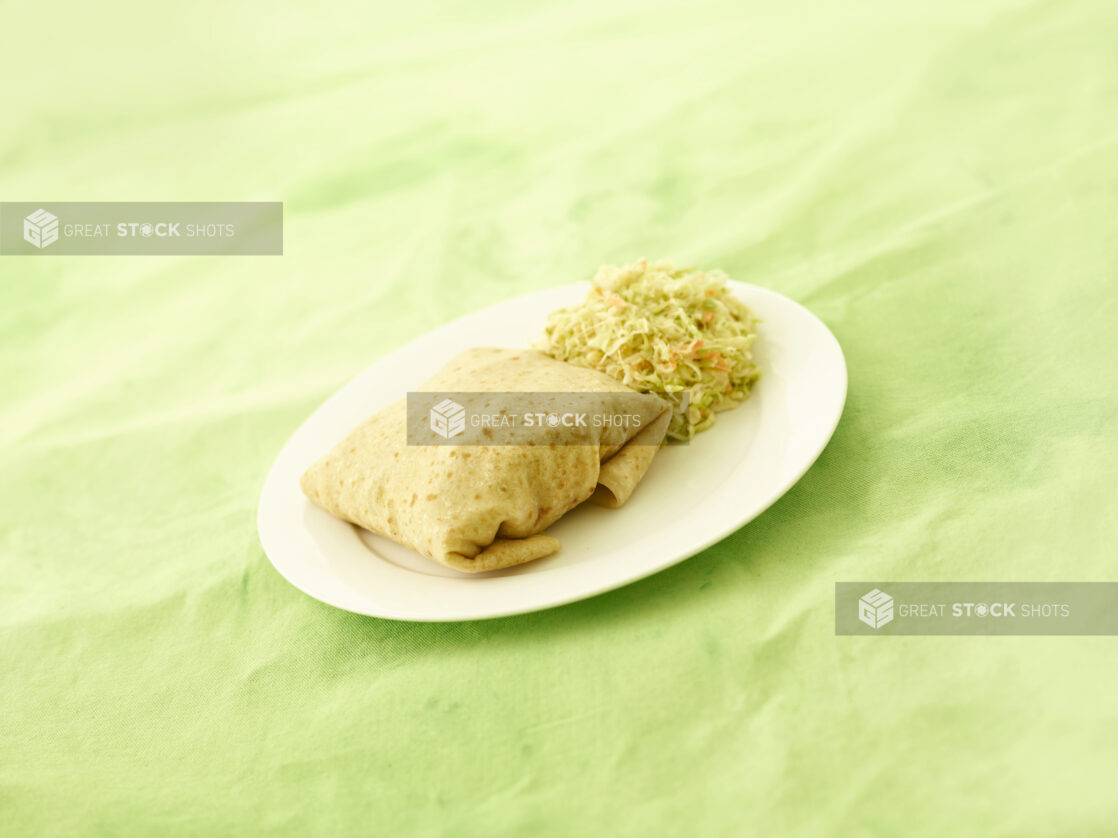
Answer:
[{"left": 300, "top": 348, "right": 671, "bottom": 573}]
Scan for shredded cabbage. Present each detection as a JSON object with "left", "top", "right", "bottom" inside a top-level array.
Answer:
[{"left": 538, "top": 259, "right": 760, "bottom": 442}]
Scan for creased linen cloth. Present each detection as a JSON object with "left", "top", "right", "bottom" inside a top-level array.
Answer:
[{"left": 1, "top": 0, "right": 1115, "bottom": 835}]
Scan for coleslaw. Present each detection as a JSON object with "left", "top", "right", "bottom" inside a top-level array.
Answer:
[{"left": 539, "top": 259, "right": 760, "bottom": 442}]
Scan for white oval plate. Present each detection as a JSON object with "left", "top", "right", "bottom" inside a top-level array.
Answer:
[{"left": 258, "top": 282, "right": 846, "bottom": 621}]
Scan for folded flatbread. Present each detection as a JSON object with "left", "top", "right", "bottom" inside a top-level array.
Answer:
[{"left": 300, "top": 348, "right": 671, "bottom": 573}]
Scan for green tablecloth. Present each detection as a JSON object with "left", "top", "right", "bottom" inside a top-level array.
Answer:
[{"left": 3, "top": 1, "right": 1116, "bottom": 834}]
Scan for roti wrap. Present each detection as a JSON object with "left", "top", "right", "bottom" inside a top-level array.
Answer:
[{"left": 300, "top": 348, "right": 671, "bottom": 573}]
